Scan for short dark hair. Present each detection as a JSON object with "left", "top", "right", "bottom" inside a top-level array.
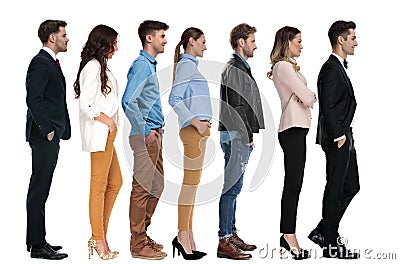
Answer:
[
  {"left": 328, "top": 20, "right": 356, "bottom": 48},
  {"left": 38, "top": 20, "right": 67, "bottom": 44},
  {"left": 229, "top": 23, "right": 257, "bottom": 49},
  {"left": 138, "top": 20, "right": 169, "bottom": 47}
]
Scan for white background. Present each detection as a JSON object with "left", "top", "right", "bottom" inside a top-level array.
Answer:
[{"left": 1, "top": 0, "right": 398, "bottom": 263}]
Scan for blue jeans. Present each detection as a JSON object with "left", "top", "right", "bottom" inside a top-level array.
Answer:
[{"left": 218, "top": 138, "right": 253, "bottom": 238}]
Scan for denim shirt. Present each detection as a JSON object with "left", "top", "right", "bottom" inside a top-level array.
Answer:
[
  {"left": 169, "top": 54, "right": 212, "bottom": 128},
  {"left": 233, "top": 52, "right": 250, "bottom": 69},
  {"left": 122, "top": 50, "right": 164, "bottom": 137}
]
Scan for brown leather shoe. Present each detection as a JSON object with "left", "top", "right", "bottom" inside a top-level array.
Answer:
[
  {"left": 147, "top": 236, "right": 164, "bottom": 250},
  {"left": 231, "top": 232, "right": 257, "bottom": 251},
  {"left": 131, "top": 244, "right": 167, "bottom": 260},
  {"left": 217, "top": 237, "right": 252, "bottom": 260}
]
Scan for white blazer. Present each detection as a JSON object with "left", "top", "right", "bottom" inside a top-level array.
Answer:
[{"left": 79, "top": 59, "right": 119, "bottom": 152}]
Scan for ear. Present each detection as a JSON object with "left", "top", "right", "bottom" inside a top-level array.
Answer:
[
  {"left": 188, "top": 37, "right": 195, "bottom": 46},
  {"left": 48, "top": 33, "right": 56, "bottom": 44},
  {"left": 238, "top": 38, "right": 245, "bottom": 48},
  {"left": 338, "top": 35, "right": 344, "bottom": 45},
  {"left": 146, "top": 34, "right": 152, "bottom": 44}
]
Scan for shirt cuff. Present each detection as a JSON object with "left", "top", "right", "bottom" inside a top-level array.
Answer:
[{"left": 334, "top": 135, "right": 345, "bottom": 142}]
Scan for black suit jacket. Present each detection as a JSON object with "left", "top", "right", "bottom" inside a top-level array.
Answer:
[
  {"left": 316, "top": 54, "right": 357, "bottom": 145},
  {"left": 25, "top": 49, "right": 71, "bottom": 141}
]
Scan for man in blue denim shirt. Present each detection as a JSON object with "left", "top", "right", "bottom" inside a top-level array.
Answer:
[
  {"left": 121, "top": 20, "right": 168, "bottom": 260},
  {"left": 217, "top": 23, "right": 265, "bottom": 260}
]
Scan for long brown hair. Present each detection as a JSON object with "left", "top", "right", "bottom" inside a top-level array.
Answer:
[
  {"left": 173, "top": 27, "right": 204, "bottom": 82},
  {"left": 267, "top": 26, "right": 301, "bottom": 79},
  {"left": 73, "top": 24, "right": 118, "bottom": 98}
]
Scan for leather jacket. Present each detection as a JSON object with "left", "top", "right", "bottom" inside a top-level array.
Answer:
[{"left": 218, "top": 54, "right": 265, "bottom": 143}]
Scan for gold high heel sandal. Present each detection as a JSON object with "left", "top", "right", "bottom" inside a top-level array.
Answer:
[{"left": 88, "top": 238, "right": 117, "bottom": 260}]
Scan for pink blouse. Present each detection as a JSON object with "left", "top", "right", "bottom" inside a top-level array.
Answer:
[{"left": 272, "top": 61, "right": 316, "bottom": 132}]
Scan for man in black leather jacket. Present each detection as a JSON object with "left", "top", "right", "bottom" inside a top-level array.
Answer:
[{"left": 217, "top": 23, "right": 265, "bottom": 260}]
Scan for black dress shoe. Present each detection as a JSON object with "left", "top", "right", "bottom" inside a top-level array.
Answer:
[
  {"left": 323, "top": 245, "right": 359, "bottom": 259},
  {"left": 31, "top": 243, "right": 68, "bottom": 260},
  {"left": 27, "top": 242, "right": 62, "bottom": 252},
  {"left": 308, "top": 228, "right": 341, "bottom": 249},
  {"left": 308, "top": 228, "right": 324, "bottom": 248},
  {"left": 46, "top": 242, "right": 63, "bottom": 251}
]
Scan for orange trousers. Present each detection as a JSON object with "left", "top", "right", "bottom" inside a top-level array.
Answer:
[
  {"left": 178, "top": 125, "right": 210, "bottom": 230},
  {"left": 89, "top": 128, "right": 122, "bottom": 240}
]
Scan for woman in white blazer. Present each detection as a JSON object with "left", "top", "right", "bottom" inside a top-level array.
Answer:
[
  {"left": 267, "top": 26, "right": 316, "bottom": 260},
  {"left": 73, "top": 24, "right": 122, "bottom": 260}
]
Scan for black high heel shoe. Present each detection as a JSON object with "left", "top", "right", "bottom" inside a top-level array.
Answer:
[
  {"left": 280, "top": 235, "right": 310, "bottom": 260},
  {"left": 172, "top": 237, "right": 203, "bottom": 260},
  {"left": 192, "top": 250, "right": 207, "bottom": 257}
]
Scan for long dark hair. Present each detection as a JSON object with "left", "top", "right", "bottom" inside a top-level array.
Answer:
[
  {"left": 173, "top": 27, "right": 204, "bottom": 82},
  {"left": 74, "top": 24, "right": 118, "bottom": 98}
]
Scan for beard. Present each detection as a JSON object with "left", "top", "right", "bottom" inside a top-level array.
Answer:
[{"left": 243, "top": 46, "right": 254, "bottom": 58}]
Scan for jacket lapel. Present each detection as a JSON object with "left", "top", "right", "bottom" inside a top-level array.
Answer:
[{"left": 330, "top": 55, "right": 355, "bottom": 98}]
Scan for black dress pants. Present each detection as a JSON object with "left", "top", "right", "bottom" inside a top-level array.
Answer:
[
  {"left": 320, "top": 129, "right": 360, "bottom": 246},
  {"left": 278, "top": 127, "right": 309, "bottom": 233},
  {"left": 26, "top": 124, "right": 60, "bottom": 247}
]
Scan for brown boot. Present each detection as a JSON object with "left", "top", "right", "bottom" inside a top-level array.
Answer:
[
  {"left": 217, "top": 237, "right": 252, "bottom": 260},
  {"left": 131, "top": 243, "right": 167, "bottom": 260},
  {"left": 231, "top": 232, "right": 257, "bottom": 251},
  {"left": 147, "top": 236, "right": 164, "bottom": 250}
]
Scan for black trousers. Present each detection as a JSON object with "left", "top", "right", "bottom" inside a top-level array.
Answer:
[
  {"left": 278, "top": 127, "right": 309, "bottom": 233},
  {"left": 26, "top": 124, "right": 60, "bottom": 247},
  {"left": 320, "top": 129, "right": 360, "bottom": 246}
]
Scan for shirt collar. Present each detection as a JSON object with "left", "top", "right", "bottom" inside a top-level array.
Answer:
[
  {"left": 332, "top": 53, "right": 346, "bottom": 69},
  {"left": 42, "top": 47, "right": 56, "bottom": 60},
  {"left": 140, "top": 50, "right": 157, "bottom": 65},
  {"left": 180, "top": 53, "right": 199, "bottom": 66},
  {"left": 233, "top": 52, "right": 250, "bottom": 69}
]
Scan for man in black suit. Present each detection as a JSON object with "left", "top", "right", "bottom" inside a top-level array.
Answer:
[
  {"left": 25, "top": 20, "right": 71, "bottom": 260},
  {"left": 308, "top": 20, "right": 360, "bottom": 259}
]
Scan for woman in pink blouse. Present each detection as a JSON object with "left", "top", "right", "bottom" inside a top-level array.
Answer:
[{"left": 267, "top": 26, "right": 316, "bottom": 260}]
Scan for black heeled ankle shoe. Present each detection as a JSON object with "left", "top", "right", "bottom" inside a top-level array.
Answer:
[
  {"left": 172, "top": 237, "right": 203, "bottom": 260},
  {"left": 280, "top": 235, "right": 310, "bottom": 260},
  {"left": 192, "top": 250, "right": 207, "bottom": 257}
]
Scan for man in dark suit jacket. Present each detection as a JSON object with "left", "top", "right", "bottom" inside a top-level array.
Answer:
[
  {"left": 25, "top": 20, "right": 71, "bottom": 260},
  {"left": 308, "top": 20, "right": 360, "bottom": 259}
]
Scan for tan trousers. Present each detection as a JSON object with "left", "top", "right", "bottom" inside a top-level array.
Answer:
[
  {"left": 129, "top": 133, "right": 164, "bottom": 249},
  {"left": 178, "top": 125, "right": 210, "bottom": 230},
  {"left": 89, "top": 128, "right": 122, "bottom": 240}
]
